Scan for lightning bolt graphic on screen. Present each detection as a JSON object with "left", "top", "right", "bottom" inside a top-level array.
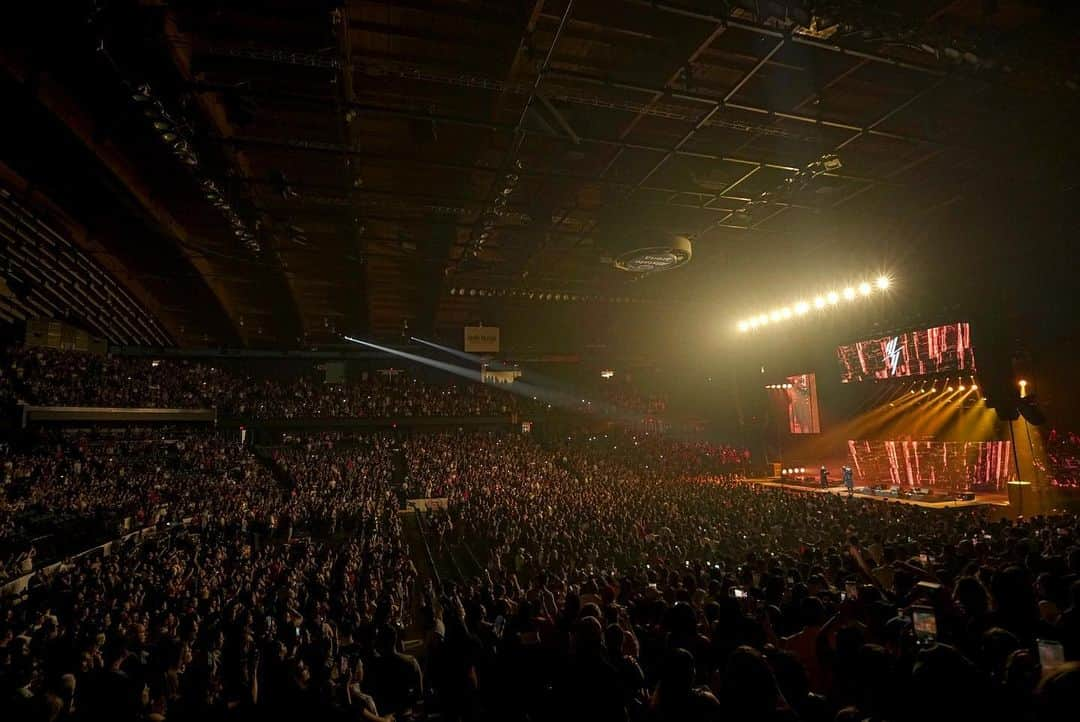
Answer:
[{"left": 885, "top": 336, "right": 902, "bottom": 376}]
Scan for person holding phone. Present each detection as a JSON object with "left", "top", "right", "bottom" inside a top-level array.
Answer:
[
  {"left": 912, "top": 606, "right": 938, "bottom": 647},
  {"left": 1037, "top": 639, "right": 1066, "bottom": 672}
]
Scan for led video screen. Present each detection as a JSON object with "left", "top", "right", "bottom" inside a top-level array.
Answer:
[
  {"left": 847, "top": 440, "right": 1012, "bottom": 490},
  {"left": 786, "top": 373, "right": 820, "bottom": 434},
  {"left": 837, "top": 323, "right": 974, "bottom": 382}
]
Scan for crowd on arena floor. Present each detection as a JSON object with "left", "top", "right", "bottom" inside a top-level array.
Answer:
[
  {"left": 2, "top": 418, "right": 1080, "bottom": 720},
  {"left": 0, "top": 430, "right": 279, "bottom": 581},
  {"left": 409, "top": 431, "right": 1080, "bottom": 722}
]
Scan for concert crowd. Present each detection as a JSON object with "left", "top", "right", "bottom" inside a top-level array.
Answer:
[
  {"left": 0, "top": 381, "right": 1078, "bottom": 721},
  {"left": 0, "top": 346, "right": 519, "bottom": 419}
]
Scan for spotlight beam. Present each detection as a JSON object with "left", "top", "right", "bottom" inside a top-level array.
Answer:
[
  {"left": 345, "top": 336, "right": 484, "bottom": 380},
  {"left": 343, "top": 336, "right": 662, "bottom": 429},
  {"left": 409, "top": 336, "right": 483, "bottom": 364}
]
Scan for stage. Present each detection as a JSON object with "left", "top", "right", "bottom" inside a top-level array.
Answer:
[{"left": 744, "top": 477, "right": 1010, "bottom": 510}]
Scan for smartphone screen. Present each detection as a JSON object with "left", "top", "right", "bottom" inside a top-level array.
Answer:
[
  {"left": 731, "top": 588, "right": 747, "bottom": 599},
  {"left": 845, "top": 581, "right": 858, "bottom": 601},
  {"left": 912, "top": 607, "right": 937, "bottom": 646},
  {"left": 1038, "top": 639, "right": 1065, "bottom": 671}
]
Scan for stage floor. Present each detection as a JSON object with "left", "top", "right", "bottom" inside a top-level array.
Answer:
[{"left": 744, "top": 477, "right": 1010, "bottom": 510}]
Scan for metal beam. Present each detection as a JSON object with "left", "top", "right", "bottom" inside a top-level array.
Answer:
[
  {"left": 563, "top": 38, "right": 788, "bottom": 248},
  {"left": 831, "top": 147, "right": 945, "bottom": 209},
  {"left": 466, "top": 0, "right": 573, "bottom": 276},
  {"left": 536, "top": 92, "right": 580, "bottom": 144},
  {"left": 191, "top": 45, "right": 950, "bottom": 149},
  {"left": 597, "top": 24, "right": 726, "bottom": 177},
  {"left": 159, "top": 11, "right": 304, "bottom": 345},
  {"left": 0, "top": 50, "right": 244, "bottom": 346},
  {"left": 550, "top": 68, "right": 952, "bottom": 149},
  {"left": 225, "top": 135, "right": 863, "bottom": 204},
  {"left": 824, "top": 78, "right": 951, "bottom": 207},
  {"left": 835, "top": 77, "right": 947, "bottom": 151},
  {"left": 333, "top": 7, "right": 371, "bottom": 339},
  {"left": 623, "top": 0, "right": 947, "bottom": 78},
  {"left": 0, "top": 160, "right": 175, "bottom": 345},
  {"left": 244, "top": 176, "right": 822, "bottom": 224},
  {"left": 633, "top": 38, "right": 785, "bottom": 191},
  {"left": 206, "top": 96, "right": 897, "bottom": 186},
  {"left": 550, "top": 22, "right": 727, "bottom": 250}
]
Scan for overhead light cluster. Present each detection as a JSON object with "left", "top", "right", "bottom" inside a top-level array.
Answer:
[
  {"left": 131, "top": 84, "right": 260, "bottom": 253},
  {"left": 765, "top": 383, "right": 794, "bottom": 389},
  {"left": 452, "top": 161, "right": 523, "bottom": 272},
  {"left": 448, "top": 287, "right": 648, "bottom": 303},
  {"left": 741, "top": 153, "right": 843, "bottom": 215},
  {"left": 736, "top": 275, "right": 891, "bottom": 333},
  {"left": 782, "top": 467, "right": 808, "bottom": 475},
  {"left": 132, "top": 84, "right": 198, "bottom": 166}
]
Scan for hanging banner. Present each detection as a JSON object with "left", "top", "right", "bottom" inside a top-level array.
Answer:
[{"left": 464, "top": 325, "right": 500, "bottom": 353}]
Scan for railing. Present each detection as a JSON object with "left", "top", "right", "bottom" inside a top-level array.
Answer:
[
  {"left": 1, "top": 509, "right": 187, "bottom": 598},
  {"left": 21, "top": 405, "right": 216, "bottom": 425},
  {"left": 411, "top": 507, "right": 442, "bottom": 591}
]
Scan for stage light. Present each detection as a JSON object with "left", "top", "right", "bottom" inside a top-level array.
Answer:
[
  {"left": 910, "top": 389, "right": 916, "bottom": 394},
  {"left": 1018, "top": 379, "right": 1028, "bottom": 398},
  {"left": 930, "top": 387, "right": 937, "bottom": 393},
  {"left": 970, "top": 384, "right": 978, "bottom": 390},
  {"left": 876, "top": 275, "right": 890, "bottom": 290},
  {"left": 947, "top": 386, "right": 954, "bottom": 392},
  {"left": 748, "top": 318, "right": 760, "bottom": 329},
  {"left": 959, "top": 384, "right": 966, "bottom": 391},
  {"left": 731, "top": 270, "right": 896, "bottom": 334}
]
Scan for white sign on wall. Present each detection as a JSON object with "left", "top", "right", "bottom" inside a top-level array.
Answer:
[{"left": 464, "top": 325, "right": 500, "bottom": 353}]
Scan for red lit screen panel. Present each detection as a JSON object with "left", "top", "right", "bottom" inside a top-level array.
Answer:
[
  {"left": 837, "top": 323, "right": 975, "bottom": 382},
  {"left": 786, "top": 373, "right": 820, "bottom": 434},
  {"left": 847, "top": 440, "right": 1012, "bottom": 490}
]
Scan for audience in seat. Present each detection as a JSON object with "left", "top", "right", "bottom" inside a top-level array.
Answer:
[{"left": 1, "top": 370, "right": 1078, "bottom": 720}]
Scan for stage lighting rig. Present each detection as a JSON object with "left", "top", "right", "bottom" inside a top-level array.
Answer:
[{"left": 736, "top": 273, "right": 893, "bottom": 333}]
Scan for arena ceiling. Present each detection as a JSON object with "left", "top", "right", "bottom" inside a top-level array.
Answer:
[{"left": 2, "top": 1, "right": 1079, "bottom": 349}]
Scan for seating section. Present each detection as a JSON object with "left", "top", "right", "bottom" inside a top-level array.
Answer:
[
  {"left": 1, "top": 345, "right": 520, "bottom": 418},
  {"left": 1, "top": 360, "right": 1079, "bottom": 722}
]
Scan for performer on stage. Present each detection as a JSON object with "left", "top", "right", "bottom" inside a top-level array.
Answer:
[
  {"left": 820, "top": 465, "right": 829, "bottom": 488},
  {"left": 843, "top": 465, "right": 854, "bottom": 495}
]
